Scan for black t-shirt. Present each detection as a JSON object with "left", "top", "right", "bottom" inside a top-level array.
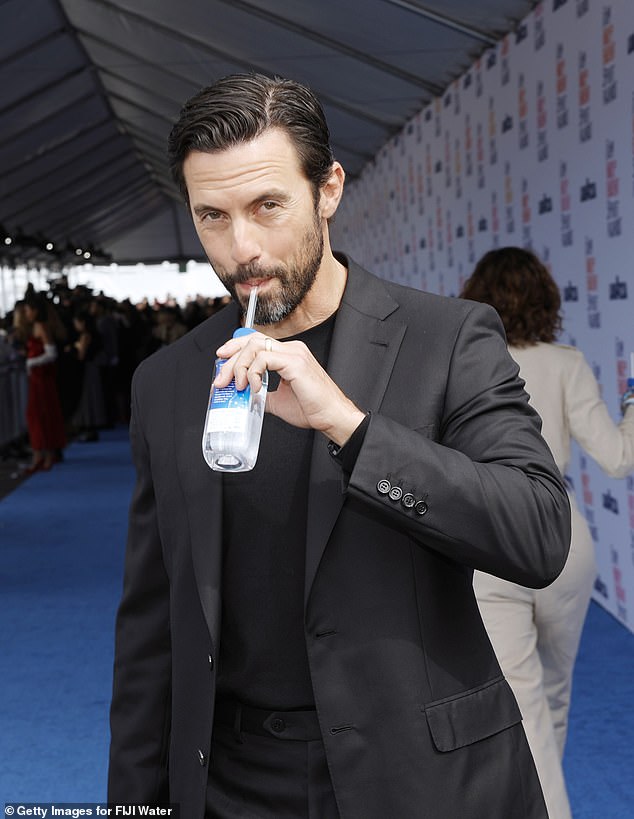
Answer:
[{"left": 217, "top": 313, "right": 336, "bottom": 710}]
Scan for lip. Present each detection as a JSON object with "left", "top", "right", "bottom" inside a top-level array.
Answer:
[{"left": 237, "top": 278, "right": 274, "bottom": 293}]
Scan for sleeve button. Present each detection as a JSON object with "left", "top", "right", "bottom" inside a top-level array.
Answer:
[
  {"left": 401, "top": 493, "right": 416, "bottom": 509},
  {"left": 271, "top": 718, "right": 286, "bottom": 733},
  {"left": 377, "top": 479, "right": 391, "bottom": 495},
  {"left": 388, "top": 486, "right": 403, "bottom": 501},
  {"left": 415, "top": 500, "right": 428, "bottom": 516}
]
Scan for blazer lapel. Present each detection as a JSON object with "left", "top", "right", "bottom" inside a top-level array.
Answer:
[
  {"left": 304, "top": 261, "right": 406, "bottom": 602},
  {"left": 176, "top": 304, "right": 240, "bottom": 642}
]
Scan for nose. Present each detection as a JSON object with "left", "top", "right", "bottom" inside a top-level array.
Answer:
[{"left": 230, "top": 220, "right": 261, "bottom": 266}]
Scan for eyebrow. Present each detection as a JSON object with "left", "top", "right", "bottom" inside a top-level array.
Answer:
[{"left": 191, "top": 189, "right": 292, "bottom": 217}]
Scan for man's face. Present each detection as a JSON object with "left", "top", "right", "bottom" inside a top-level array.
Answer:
[{"left": 183, "top": 128, "right": 325, "bottom": 326}]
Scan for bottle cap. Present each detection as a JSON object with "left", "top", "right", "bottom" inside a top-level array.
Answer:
[{"left": 233, "top": 327, "right": 256, "bottom": 339}]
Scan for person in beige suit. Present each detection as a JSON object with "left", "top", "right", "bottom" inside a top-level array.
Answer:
[{"left": 461, "top": 246, "right": 634, "bottom": 819}]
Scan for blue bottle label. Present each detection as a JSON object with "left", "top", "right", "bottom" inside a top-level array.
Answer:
[
  {"left": 207, "top": 359, "right": 250, "bottom": 433},
  {"left": 209, "top": 359, "right": 251, "bottom": 409}
]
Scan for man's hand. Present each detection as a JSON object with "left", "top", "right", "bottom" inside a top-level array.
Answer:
[{"left": 214, "top": 333, "right": 366, "bottom": 446}]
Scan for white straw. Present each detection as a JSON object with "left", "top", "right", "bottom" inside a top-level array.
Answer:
[{"left": 244, "top": 286, "right": 258, "bottom": 329}]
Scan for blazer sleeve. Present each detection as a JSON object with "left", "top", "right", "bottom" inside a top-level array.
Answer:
[
  {"left": 564, "top": 348, "right": 634, "bottom": 478},
  {"left": 108, "top": 367, "right": 172, "bottom": 803},
  {"left": 346, "top": 302, "right": 571, "bottom": 588}
]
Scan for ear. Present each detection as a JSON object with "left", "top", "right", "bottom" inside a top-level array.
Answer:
[{"left": 319, "top": 162, "right": 345, "bottom": 220}]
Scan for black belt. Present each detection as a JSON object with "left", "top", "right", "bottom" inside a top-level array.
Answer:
[{"left": 215, "top": 700, "right": 322, "bottom": 741}]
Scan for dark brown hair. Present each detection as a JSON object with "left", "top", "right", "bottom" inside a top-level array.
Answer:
[
  {"left": 460, "top": 246, "right": 562, "bottom": 346},
  {"left": 167, "top": 73, "right": 334, "bottom": 203}
]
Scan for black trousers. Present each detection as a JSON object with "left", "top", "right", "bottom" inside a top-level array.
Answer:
[{"left": 206, "top": 703, "right": 340, "bottom": 819}]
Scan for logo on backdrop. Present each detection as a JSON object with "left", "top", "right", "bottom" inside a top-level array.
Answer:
[
  {"left": 627, "top": 476, "right": 634, "bottom": 570},
  {"left": 521, "top": 178, "right": 532, "bottom": 246},
  {"left": 467, "top": 200, "right": 476, "bottom": 264},
  {"left": 579, "top": 51, "right": 592, "bottom": 143},
  {"left": 603, "top": 7, "right": 617, "bottom": 104},
  {"left": 603, "top": 490, "right": 619, "bottom": 514},
  {"left": 465, "top": 115, "right": 473, "bottom": 178},
  {"left": 435, "top": 196, "right": 444, "bottom": 255},
  {"left": 501, "top": 36, "right": 510, "bottom": 85},
  {"left": 563, "top": 281, "right": 579, "bottom": 301},
  {"left": 416, "top": 161, "right": 425, "bottom": 215},
  {"left": 576, "top": 0, "right": 589, "bottom": 17},
  {"left": 427, "top": 216, "right": 435, "bottom": 273},
  {"left": 616, "top": 339, "right": 630, "bottom": 397},
  {"left": 445, "top": 131, "right": 452, "bottom": 189},
  {"left": 585, "top": 237, "right": 600, "bottom": 328},
  {"left": 534, "top": 4, "right": 546, "bottom": 50},
  {"left": 426, "top": 144, "right": 433, "bottom": 198},
  {"left": 446, "top": 209, "right": 454, "bottom": 268},
  {"left": 560, "top": 161, "right": 573, "bottom": 247},
  {"left": 518, "top": 73, "right": 529, "bottom": 149},
  {"left": 537, "top": 80, "right": 549, "bottom": 161},
  {"left": 594, "top": 575, "right": 609, "bottom": 600},
  {"left": 454, "top": 139, "right": 462, "bottom": 199},
  {"left": 488, "top": 97, "right": 498, "bottom": 165},
  {"left": 475, "top": 58, "right": 483, "bottom": 98},
  {"left": 539, "top": 193, "right": 553, "bottom": 215},
  {"left": 477, "top": 122, "right": 485, "bottom": 188},
  {"left": 515, "top": 22, "right": 528, "bottom": 45},
  {"left": 408, "top": 156, "right": 415, "bottom": 212},
  {"left": 580, "top": 178, "right": 597, "bottom": 201},
  {"left": 556, "top": 43, "right": 569, "bottom": 129},
  {"left": 609, "top": 278, "right": 628, "bottom": 300},
  {"left": 580, "top": 453, "right": 598, "bottom": 543},
  {"left": 491, "top": 190, "right": 500, "bottom": 246},
  {"left": 632, "top": 92, "right": 634, "bottom": 196},
  {"left": 611, "top": 546, "right": 628, "bottom": 623},
  {"left": 606, "top": 139, "right": 622, "bottom": 237},
  {"left": 453, "top": 79, "right": 461, "bottom": 116},
  {"left": 504, "top": 162, "right": 515, "bottom": 235}
]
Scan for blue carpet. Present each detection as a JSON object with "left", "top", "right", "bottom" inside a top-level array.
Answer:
[
  {"left": 1, "top": 427, "right": 633, "bottom": 815},
  {"left": 564, "top": 601, "right": 634, "bottom": 818},
  {"left": 0, "top": 428, "right": 132, "bottom": 802}
]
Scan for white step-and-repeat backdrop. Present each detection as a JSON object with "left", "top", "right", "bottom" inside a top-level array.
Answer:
[{"left": 333, "top": 0, "right": 634, "bottom": 632}]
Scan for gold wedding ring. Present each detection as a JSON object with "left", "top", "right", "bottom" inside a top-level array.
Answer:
[{"left": 264, "top": 337, "right": 273, "bottom": 352}]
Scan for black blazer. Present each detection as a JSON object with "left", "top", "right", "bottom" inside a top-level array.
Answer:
[{"left": 109, "top": 258, "right": 570, "bottom": 817}]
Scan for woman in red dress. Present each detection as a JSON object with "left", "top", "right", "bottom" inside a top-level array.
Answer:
[{"left": 22, "top": 295, "right": 67, "bottom": 472}]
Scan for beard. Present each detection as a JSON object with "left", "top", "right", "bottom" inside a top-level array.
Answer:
[{"left": 212, "top": 211, "right": 324, "bottom": 326}]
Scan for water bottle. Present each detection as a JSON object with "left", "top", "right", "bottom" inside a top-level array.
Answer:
[{"left": 202, "top": 287, "right": 268, "bottom": 472}]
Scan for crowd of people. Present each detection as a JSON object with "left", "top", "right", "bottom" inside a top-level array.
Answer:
[{"left": 0, "top": 276, "right": 230, "bottom": 470}]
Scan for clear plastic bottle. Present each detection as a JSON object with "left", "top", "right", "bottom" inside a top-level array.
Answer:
[{"left": 201, "top": 287, "right": 268, "bottom": 472}]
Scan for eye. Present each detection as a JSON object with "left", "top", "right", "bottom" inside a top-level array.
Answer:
[
  {"left": 201, "top": 210, "right": 224, "bottom": 223},
  {"left": 260, "top": 200, "right": 279, "bottom": 212}
]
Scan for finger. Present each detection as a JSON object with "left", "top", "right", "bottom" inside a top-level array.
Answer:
[
  {"left": 232, "top": 335, "right": 278, "bottom": 386},
  {"left": 216, "top": 336, "right": 248, "bottom": 358},
  {"left": 213, "top": 354, "right": 238, "bottom": 388},
  {"left": 213, "top": 333, "right": 262, "bottom": 388}
]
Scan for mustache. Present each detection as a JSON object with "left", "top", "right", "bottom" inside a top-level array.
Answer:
[{"left": 230, "top": 264, "right": 280, "bottom": 286}]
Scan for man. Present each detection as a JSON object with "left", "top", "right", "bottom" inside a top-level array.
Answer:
[{"left": 108, "top": 73, "right": 571, "bottom": 818}]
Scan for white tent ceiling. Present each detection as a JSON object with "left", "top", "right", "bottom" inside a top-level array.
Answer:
[{"left": 0, "top": 0, "right": 537, "bottom": 266}]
